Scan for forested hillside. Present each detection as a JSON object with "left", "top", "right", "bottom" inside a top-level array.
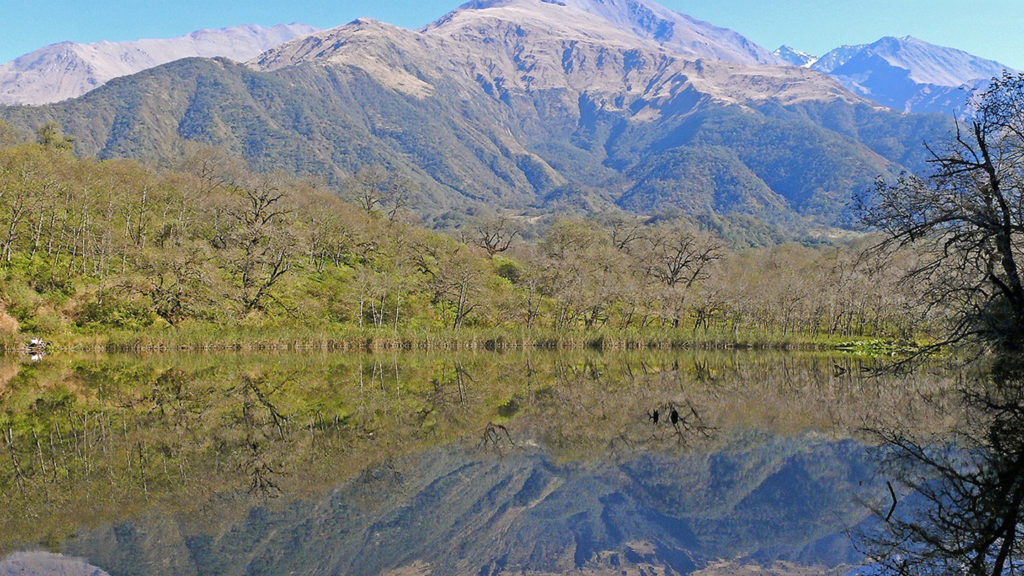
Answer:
[{"left": 0, "top": 126, "right": 933, "bottom": 349}]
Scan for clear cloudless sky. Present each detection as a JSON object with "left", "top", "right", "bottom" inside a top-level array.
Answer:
[{"left": 1, "top": 0, "right": 1023, "bottom": 68}]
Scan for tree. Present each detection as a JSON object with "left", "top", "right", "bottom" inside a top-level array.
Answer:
[
  {"left": 857, "top": 72, "right": 1024, "bottom": 352},
  {"left": 0, "top": 154, "right": 38, "bottom": 263},
  {"left": 595, "top": 212, "right": 646, "bottom": 251},
  {"left": 35, "top": 122, "right": 74, "bottom": 152},
  {"left": 0, "top": 120, "right": 23, "bottom": 147},
  {"left": 140, "top": 245, "right": 213, "bottom": 325},
  {"left": 642, "top": 223, "right": 721, "bottom": 289},
  {"left": 347, "top": 165, "right": 415, "bottom": 223},
  {"left": 223, "top": 175, "right": 295, "bottom": 315},
  {"left": 859, "top": 360, "right": 1024, "bottom": 576},
  {"left": 414, "top": 239, "right": 487, "bottom": 329},
  {"left": 349, "top": 166, "right": 387, "bottom": 215},
  {"left": 464, "top": 214, "right": 522, "bottom": 258},
  {"left": 857, "top": 73, "right": 1024, "bottom": 576}
]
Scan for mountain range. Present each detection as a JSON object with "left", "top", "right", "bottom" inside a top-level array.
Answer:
[
  {"left": 0, "top": 23, "right": 319, "bottom": 106},
  {"left": 0, "top": 0, "right": 968, "bottom": 231},
  {"left": 775, "top": 36, "right": 1015, "bottom": 115},
  {"left": 58, "top": 440, "right": 873, "bottom": 575}
]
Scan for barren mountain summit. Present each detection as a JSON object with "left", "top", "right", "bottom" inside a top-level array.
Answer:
[
  {"left": 434, "top": 0, "right": 779, "bottom": 64},
  {"left": 810, "top": 35, "right": 1014, "bottom": 114},
  {"left": 252, "top": 0, "right": 846, "bottom": 108}
]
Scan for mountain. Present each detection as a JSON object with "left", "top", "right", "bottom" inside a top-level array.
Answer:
[
  {"left": 773, "top": 45, "right": 816, "bottom": 68},
  {"left": 810, "top": 36, "right": 1014, "bottom": 115},
  {"left": 430, "top": 0, "right": 781, "bottom": 66},
  {"left": 0, "top": 23, "right": 319, "bottom": 105},
  {"left": 61, "top": 440, "right": 875, "bottom": 575},
  {"left": 0, "top": 0, "right": 951, "bottom": 229}
]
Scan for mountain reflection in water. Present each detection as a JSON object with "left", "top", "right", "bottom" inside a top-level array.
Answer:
[{"left": 0, "top": 351, "right": 951, "bottom": 575}]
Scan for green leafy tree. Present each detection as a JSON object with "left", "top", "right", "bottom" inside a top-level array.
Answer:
[{"left": 35, "top": 122, "right": 74, "bottom": 152}]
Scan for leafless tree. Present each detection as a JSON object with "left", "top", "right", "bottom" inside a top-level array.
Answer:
[
  {"left": 643, "top": 224, "right": 721, "bottom": 289},
  {"left": 857, "top": 72, "right": 1024, "bottom": 352},
  {"left": 860, "top": 362, "right": 1024, "bottom": 576},
  {"left": 856, "top": 72, "right": 1024, "bottom": 576},
  {"left": 348, "top": 165, "right": 415, "bottom": 223},
  {"left": 225, "top": 176, "right": 294, "bottom": 315},
  {"left": 464, "top": 214, "right": 522, "bottom": 257}
]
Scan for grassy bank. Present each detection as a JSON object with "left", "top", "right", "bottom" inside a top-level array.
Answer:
[{"left": 2, "top": 322, "right": 925, "bottom": 355}]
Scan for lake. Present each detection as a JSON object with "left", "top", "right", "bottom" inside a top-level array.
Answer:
[{"left": 0, "top": 350, "right": 955, "bottom": 575}]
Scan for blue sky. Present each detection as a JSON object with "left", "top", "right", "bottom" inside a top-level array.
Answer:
[{"left": 2, "top": 0, "right": 1023, "bottom": 68}]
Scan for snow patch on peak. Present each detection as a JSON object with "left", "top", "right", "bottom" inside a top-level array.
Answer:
[{"left": 773, "top": 45, "right": 817, "bottom": 68}]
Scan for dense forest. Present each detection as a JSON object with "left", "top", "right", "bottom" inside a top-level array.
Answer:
[{"left": 0, "top": 121, "right": 935, "bottom": 350}]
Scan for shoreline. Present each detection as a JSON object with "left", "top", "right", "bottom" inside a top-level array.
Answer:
[{"left": 1, "top": 328, "right": 922, "bottom": 356}]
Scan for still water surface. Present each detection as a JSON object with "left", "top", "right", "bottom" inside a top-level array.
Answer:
[{"left": 0, "top": 350, "right": 953, "bottom": 575}]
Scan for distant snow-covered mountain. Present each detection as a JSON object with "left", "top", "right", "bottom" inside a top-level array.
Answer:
[
  {"left": 773, "top": 45, "right": 816, "bottom": 68},
  {"left": 809, "top": 36, "right": 1014, "bottom": 115},
  {"left": 0, "top": 23, "right": 319, "bottom": 105}
]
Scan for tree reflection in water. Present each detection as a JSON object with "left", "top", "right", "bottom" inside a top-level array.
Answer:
[
  {"left": 1, "top": 350, "right": 920, "bottom": 574},
  {"left": 860, "top": 356, "right": 1024, "bottom": 576}
]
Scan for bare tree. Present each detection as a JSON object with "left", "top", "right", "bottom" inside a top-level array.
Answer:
[
  {"left": 857, "top": 72, "right": 1024, "bottom": 352},
  {"left": 348, "top": 165, "right": 415, "bottom": 223},
  {"left": 224, "top": 176, "right": 295, "bottom": 315},
  {"left": 643, "top": 224, "right": 721, "bottom": 289},
  {"left": 856, "top": 73, "right": 1024, "bottom": 576},
  {"left": 596, "top": 212, "right": 647, "bottom": 251},
  {"left": 350, "top": 165, "right": 388, "bottom": 215},
  {"left": 383, "top": 174, "right": 414, "bottom": 224},
  {"left": 464, "top": 214, "right": 522, "bottom": 258},
  {"left": 860, "top": 361, "right": 1024, "bottom": 576}
]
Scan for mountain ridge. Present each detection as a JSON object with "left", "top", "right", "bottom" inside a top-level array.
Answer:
[
  {"left": 427, "top": 0, "right": 781, "bottom": 65},
  {"left": 0, "top": 23, "right": 319, "bottom": 106},
  {"left": 813, "top": 35, "right": 1010, "bottom": 87},
  {"left": 61, "top": 441, "right": 874, "bottom": 575},
  {"left": 773, "top": 45, "right": 816, "bottom": 68},
  {"left": 809, "top": 35, "right": 1014, "bottom": 114}
]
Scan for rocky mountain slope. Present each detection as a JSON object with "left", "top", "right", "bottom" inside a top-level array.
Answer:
[
  {"left": 0, "top": 23, "right": 318, "bottom": 105},
  {"left": 0, "top": 0, "right": 951, "bottom": 229},
  {"left": 809, "top": 36, "right": 1014, "bottom": 115}
]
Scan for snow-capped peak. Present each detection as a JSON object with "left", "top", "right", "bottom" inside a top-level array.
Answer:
[
  {"left": 813, "top": 35, "right": 1012, "bottom": 87},
  {"left": 772, "top": 45, "right": 817, "bottom": 68}
]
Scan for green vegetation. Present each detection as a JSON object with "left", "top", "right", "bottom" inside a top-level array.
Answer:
[{"left": 0, "top": 129, "right": 939, "bottom": 351}]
